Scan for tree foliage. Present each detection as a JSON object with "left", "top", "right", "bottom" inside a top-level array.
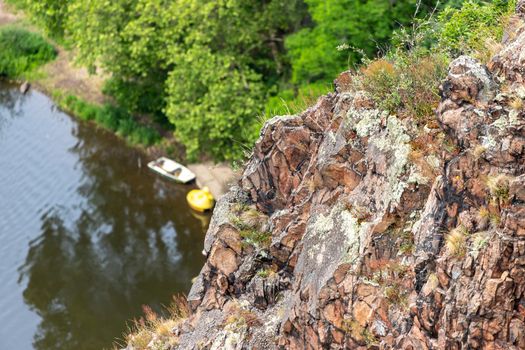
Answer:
[
  {"left": 285, "top": 0, "right": 439, "bottom": 85},
  {"left": 6, "top": 0, "right": 69, "bottom": 39}
]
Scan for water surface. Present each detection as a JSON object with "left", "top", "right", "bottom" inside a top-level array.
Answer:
[{"left": 0, "top": 82, "right": 208, "bottom": 350}]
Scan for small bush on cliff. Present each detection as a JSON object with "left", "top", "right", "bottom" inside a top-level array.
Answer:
[
  {"left": 359, "top": 51, "right": 449, "bottom": 121},
  {"left": 0, "top": 26, "right": 56, "bottom": 78},
  {"left": 239, "top": 229, "right": 272, "bottom": 250},
  {"left": 356, "top": 0, "right": 513, "bottom": 122}
]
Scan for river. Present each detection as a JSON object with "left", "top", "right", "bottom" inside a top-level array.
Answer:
[{"left": 0, "top": 82, "right": 208, "bottom": 349}]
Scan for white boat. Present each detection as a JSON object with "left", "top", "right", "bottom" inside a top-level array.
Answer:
[{"left": 147, "top": 157, "right": 196, "bottom": 184}]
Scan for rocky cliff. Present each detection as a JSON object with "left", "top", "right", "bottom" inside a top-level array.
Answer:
[{"left": 147, "top": 5, "right": 524, "bottom": 350}]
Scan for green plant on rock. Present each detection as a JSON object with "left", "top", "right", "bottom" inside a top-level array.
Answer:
[
  {"left": 0, "top": 26, "right": 56, "bottom": 78},
  {"left": 384, "top": 282, "right": 409, "bottom": 308},
  {"left": 239, "top": 229, "right": 272, "bottom": 250},
  {"left": 358, "top": 50, "right": 449, "bottom": 122},
  {"left": 342, "top": 318, "right": 378, "bottom": 347},
  {"left": 256, "top": 267, "right": 277, "bottom": 279},
  {"left": 224, "top": 301, "right": 261, "bottom": 332},
  {"left": 470, "top": 231, "right": 491, "bottom": 258},
  {"left": 229, "top": 203, "right": 271, "bottom": 250}
]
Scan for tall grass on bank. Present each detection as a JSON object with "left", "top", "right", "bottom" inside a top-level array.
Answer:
[
  {"left": 0, "top": 26, "right": 56, "bottom": 78},
  {"left": 57, "top": 94, "right": 161, "bottom": 146}
]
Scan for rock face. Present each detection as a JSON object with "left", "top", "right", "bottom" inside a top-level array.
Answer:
[{"left": 171, "top": 7, "right": 525, "bottom": 350}]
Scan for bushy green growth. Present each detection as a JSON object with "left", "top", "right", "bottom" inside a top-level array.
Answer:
[
  {"left": 103, "top": 77, "right": 170, "bottom": 127},
  {"left": 285, "top": 0, "right": 438, "bottom": 85},
  {"left": 5, "top": 0, "right": 69, "bottom": 40},
  {"left": 357, "top": 0, "right": 513, "bottom": 121},
  {"left": 265, "top": 82, "right": 332, "bottom": 116},
  {"left": 0, "top": 26, "right": 56, "bottom": 78},
  {"left": 437, "top": 0, "right": 515, "bottom": 60},
  {"left": 65, "top": 0, "right": 306, "bottom": 162},
  {"left": 59, "top": 95, "right": 160, "bottom": 146},
  {"left": 359, "top": 51, "right": 449, "bottom": 121},
  {"left": 239, "top": 229, "right": 272, "bottom": 249}
]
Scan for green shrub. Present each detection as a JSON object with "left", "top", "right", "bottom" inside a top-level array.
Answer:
[
  {"left": 437, "top": 0, "right": 515, "bottom": 61},
  {"left": 265, "top": 82, "right": 332, "bottom": 116},
  {"left": 284, "top": 0, "right": 439, "bottom": 85},
  {"left": 0, "top": 26, "right": 56, "bottom": 78},
  {"left": 59, "top": 95, "right": 160, "bottom": 146},
  {"left": 5, "top": 0, "right": 69, "bottom": 40}
]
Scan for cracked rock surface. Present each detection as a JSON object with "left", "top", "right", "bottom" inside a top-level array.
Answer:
[{"left": 161, "top": 6, "right": 525, "bottom": 350}]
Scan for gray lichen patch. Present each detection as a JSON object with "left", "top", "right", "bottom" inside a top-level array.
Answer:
[
  {"left": 296, "top": 203, "right": 364, "bottom": 313},
  {"left": 367, "top": 116, "right": 417, "bottom": 209}
]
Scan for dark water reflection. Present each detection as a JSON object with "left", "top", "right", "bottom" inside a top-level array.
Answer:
[{"left": 0, "top": 82, "right": 208, "bottom": 349}]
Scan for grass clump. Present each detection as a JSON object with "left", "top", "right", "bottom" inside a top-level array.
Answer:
[
  {"left": 119, "top": 295, "right": 189, "bottom": 350},
  {"left": 486, "top": 174, "right": 512, "bottom": 206},
  {"left": 509, "top": 97, "right": 524, "bottom": 111},
  {"left": 59, "top": 94, "right": 160, "bottom": 146},
  {"left": 223, "top": 300, "right": 261, "bottom": 334},
  {"left": 229, "top": 202, "right": 271, "bottom": 250},
  {"left": 0, "top": 26, "right": 56, "bottom": 78},
  {"left": 359, "top": 52, "right": 449, "bottom": 121},
  {"left": 342, "top": 319, "right": 378, "bottom": 347},
  {"left": 239, "top": 229, "right": 272, "bottom": 250},
  {"left": 445, "top": 226, "right": 469, "bottom": 258},
  {"left": 256, "top": 267, "right": 276, "bottom": 279}
]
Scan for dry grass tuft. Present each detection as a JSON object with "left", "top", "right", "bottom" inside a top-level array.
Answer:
[
  {"left": 224, "top": 301, "right": 261, "bottom": 332},
  {"left": 473, "top": 145, "right": 487, "bottom": 159},
  {"left": 360, "top": 58, "right": 395, "bottom": 77},
  {"left": 118, "top": 295, "right": 189, "bottom": 350},
  {"left": 445, "top": 226, "right": 468, "bottom": 258},
  {"left": 342, "top": 319, "right": 378, "bottom": 346},
  {"left": 486, "top": 174, "right": 511, "bottom": 206},
  {"left": 509, "top": 97, "right": 524, "bottom": 111}
]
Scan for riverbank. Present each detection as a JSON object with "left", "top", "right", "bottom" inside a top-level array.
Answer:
[{"left": 0, "top": 0, "right": 237, "bottom": 198}]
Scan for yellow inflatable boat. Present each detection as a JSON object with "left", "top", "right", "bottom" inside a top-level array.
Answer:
[{"left": 187, "top": 187, "right": 215, "bottom": 212}]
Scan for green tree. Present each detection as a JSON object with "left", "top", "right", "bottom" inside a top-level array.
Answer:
[
  {"left": 9, "top": 0, "right": 70, "bottom": 39},
  {"left": 285, "top": 0, "right": 439, "bottom": 85},
  {"left": 161, "top": 0, "right": 306, "bottom": 160}
]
